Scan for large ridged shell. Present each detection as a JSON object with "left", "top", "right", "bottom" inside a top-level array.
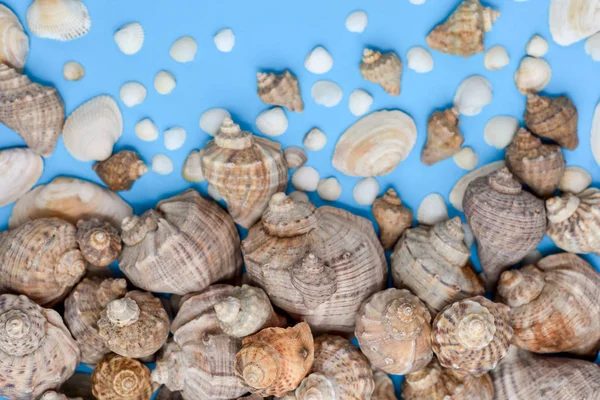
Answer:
[
  {"left": 391, "top": 217, "right": 484, "bottom": 314},
  {"left": 26, "top": 0, "right": 91, "bottom": 41},
  {"left": 0, "top": 147, "right": 43, "bottom": 207},
  {"left": 372, "top": 369, "right": 396, "bottom": 400},
  {"left": 93, "top": 150, "right": 148, "bottom": 191},
  {"left": 0, "top": 64, "right": 64, "bottom": 157},
  {"left": 524, "top": 93, "right": 578, "bottom": 150},
  {"left": 257, "top": 70, "right": 304, "bottom": 113},
  {"left": 372, "top": 188, "right": 413, "bottom": 251},
  {"left": 549, "top": 0, "right": 600, "bottom": 46},
  {"left": 355, "top": 288, "right": 433, "bottom": 375},
  {"left": 449, "top": 160, "right": 506, "bottom": 212},
  {"left": 332, "top": 110, "right": 417, "bottom": 177},
  {"left": 92, "top": 353, "right": 153, "bottom": 400},
  {"left": 360, "top": 48, "right": 402, "bottom": 96},
  {"left": 0, "top": 5, "right": 29, "bottom": 69},
  {"left": 422, "top": 107, "right": 463, "bottom": 165},
  {"left": 0, "top": 294, "right": 80, "bottom": 400}
]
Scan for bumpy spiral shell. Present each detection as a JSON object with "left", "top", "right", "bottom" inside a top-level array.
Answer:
[{"left": 92, "top": 353, "right": 153, "bottom": 400}]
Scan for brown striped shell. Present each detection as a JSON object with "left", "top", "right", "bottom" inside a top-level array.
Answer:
[
  {"left": 524, "top": 93, "right": 578, "bottom": 150},
  {"left": 372, "top": 369, "right": 397, "bottom": 400},
  {"left": 93, "top": 150, "right": 148, "bottom": 192},
  {"left": 422, "top": 107, "right": 463, "bottom": 166},
  {"left": 372, "top": 188, "right": 413, "bottom": 251},
  {"left": 360, "top": 48, "right": 402, "bottom": 96},
  {"left": 76, "top": 218, "right": 122, "bottom": 267},
  {"left": 92, "top": 353, "right": 153, "bottom": 400},
  {"left": 257, "top": 70, "right": 304, "bottom": 113}
]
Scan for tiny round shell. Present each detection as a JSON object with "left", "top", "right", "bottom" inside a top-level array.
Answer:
[
  {"left": 256, "top": 107, "right": 288, "bottom": 136},
  {"left": 407, "top": 46, "right": 434, "bottom": 73},
  {"left": 453, "top": 76, "right": 492, "bottom": 116},
  {"left": 526, "top": 35, "right": 549, "bottom": 57},
  {"left": 453, "top": 147, "right": 478, "bottom": 170},
  {"left": 345, "top": 11, "right": 368, "bottom": 33},
  {"left": 417, "top": 193, "right": 448, "bottom": 226},
  {"left": 135, "top": 118, "right": 158, "bottom": 142},
  {"left": 558, "top": 166, "right": 591, "bottom": 194},
  {"left": 120, "top": 82, "right": 147, "bottom": 107},
  {"left": 164, "top": 127, "right": 186, "bottom": 151},
  {"left": 76, "top": 219, "right": 122, "bottom": 266},
  {"left": 514, "top": 57, "right": 552, "bottom": 94},
  {"left": 92, "top": 353, "right": 153, "bottom": 400},
  {"left": 200, "top": 108, "right": 231, "bottom": 136},
  {"left": 303, "top": 128, "right": 327, "bottom": 151},
  {"left": 284, "top": 146, "right": 307, "bottom": 169},
  {"left": 349, "top": 89, "right": 373, "bottom": 116},
  {"left": 484, "top": 45, "right": 510, "bottom": 71},
  {"left": 63, "top": 61, "right": 84, "bottom": 81},
  {"left": 114, "top": 22, "right": 144, "bottom": 55},
  {"left": 484, "top": 116, "right": 519, "bottom": 149},
  {"left": 154, "top": 71, "right": 176, "bottom": 95},
  {"left": 170, "top": 36, "right": 197, "bottom": 63},
  {"left": 311, "top": 80, "right": 343, "bottom": 107},
  {"left": 292, "top": 166, "right": 320, "bottom": 192},
  {"left": 152, "top": 154, "right": 173, "bottom": 175},
  {"left": 214, "top": 28, "right": 235, "bottom": 52},
  {"left": 304, "top": 46, "right": 333, "bottom": 74},
  {"left": 353, "top": 177, "right": 379, "bottom": 206},
  {"left": 317, "top": 177, "right": 342, "bottom": 201}
]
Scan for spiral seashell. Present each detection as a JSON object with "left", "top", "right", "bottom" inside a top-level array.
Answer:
[
  {"left": 355, "top": 288, "right": 433, "bottom": 375},
  {"left": 92, "top": 353, "right": 153, "bottom": 400},
  {"left": 40, "top": 391, "right": 83, "bottom": 400},
  {"left": 290, "top": 253, "right": 338, "bottom": 310},
  {"left": 422, "top": 107, "right": 463, "bottom": 166},
  {"left": 524, "top": 93, "right": 578, "bottom": 150},
  {"left": 257, "top": 70, "right": 304, "bottom": 112},
  {"left": 93, "top": 150, "right": 148, "bottom": 192},
  {"left": 360, "top": 48, "right": 402, "bottom": 95},
  {"left": 391, "top": 217, "right": 484, "bottom": 314},
  {"left": 284, "top": 146, "right": 308, "bottom": 169},
  {"left": 0, "top": 147, "right": 43, "bottom": 208},
  {"left": 0, "top": 5, "right": 29, "bottom": 70},
  {"left": 372, "top": 368, "right": 396, "bottom": 400},
  {"left": 372, "top": 188, "right": 413, "bottom": 251},
  {"left": 76, "top": 218, "right": 122, "bottom": 267},
  {"left": 0, "top": 294, "right": 80, "bottom": 399}
]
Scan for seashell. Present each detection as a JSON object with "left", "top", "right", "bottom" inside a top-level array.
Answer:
[
  {"left": 316, "top": 177, "right": 342, "bottom": 201},
  {"left": 417, "top": 193, "right": 448, "bottom": 226},
  {"left": 355, "top": 288, "right": 433, "bottom": 374},
  {"left": 349, "top": 89, "right": 373, "bottom": 116},
  {"left": 462, "top": 222, "right": 475, "bottom": 248},
  {"left": 0, "top": 5, "right": 29, "bottom": 70},
  {"left": 256, "top": 107, "right": 288, "bottom": 136},
  {"left": 526, "top": 35, "right": 549, "bottom": 57},
  {"left": 93, "top": 150, "right": 148, "bottom": 192},
  {"left": 97, "top": 290, "right": 170, "bottom": 358},
  {"left": 432, "top": 296, "right": 513, "bottom": 376},
  {"left": 521, "top": 249, "right": 542, "bottom": 265},
  {"left": 64, "top": 277, "right": 127, "bottom": 364},
  {"left": 372, "top": 369, "right": 396, "bottom": 400},
  {"left": 372, "top": 188, "right": 413, "bottom": 250},
  {"left": 311, "top": 80, "right": 343, "bottom": 107},
  {"left": 360, "top": 48, "right": 402, "bottom": 95},
  {"left": 484, "top": 45, "right": 510, "bottom": 71},
  {"left": 303, "top": 128, "right": 327, "bottom": 151},
  {"left": 292, "top": 166, "right": 320, "bottom": 192},
  {"left": 549, "top": 0, "right": 600, "bottom": 46},
  {"left": 243, "top": 193, "right": 387, "bottom": 333},
  {"left": 463, "top": 168, "right": 546, "bottom": 286},
  {"left": 182, "top": 150, "right": 205, "bottom": 182},
  {"left": 155, "top": 70, "right": 176, "bottom": 95},
  {"left": 27, "top": 0, "right": 90, "bottom": 41},
  {"left": 92, "top": 353, "right": 153, "bottom": 400},
  {"left": 164, "top": 126, "right": 186, "bottom": 150},
  {"left": 257, "top": 70, "right": 304, "bottom": 113},
  {"left": 514, "top": 57, "right": 552, "bottom": 94},
  {"left": 449, "top": 160, "right": 506, "bottom": 211},
  {"left": 453, "top": 147, "right": 478, "bottom": 170},
  {"left": 235, "top": 322, "right": 314, "bottom": 397},
  {"left": 119, "top": 81, "right": 147, "bottom": 107},
  {"left": 484, "top": 115, "right": 519, "bottom": 149},
  {"left": 546, "top": 188, "right": 600, "bottom": 253},
  {"left": 304, "top": 46, "right": 333, "bottom": 74},
  {"left": 170, "top": 36, "right": 197, "bottom": 63},
  {"left": 59, "top": 372, "right": 94, "bottom": 400},
  {"left": 289, "top": 190, "right": 309, "bottom": 203},
  {"left": 558, "top": 166, "right": 591, "bottom": 193},
  {"left": 63, "top": 61, "right": 84, "bottom": 81},
  {"left": 426, "top": 0, "right": 500, "bottom": 58},
  {"left": 524, "top": 93, "right": 578, "bottom": 150},
  {"left": 135, "top": 118, "right": 159, "bottom": 142},
  {"left": 0, "top": 64, "right": 64, "bottom": 157},
  {"left": 10, "top": 176, "right": 132, "bottom": 228},
  {"left": 0, "top": 294, "right": 80, "bottom": 399},
  {"left": 333, "top": 110, "right": 417, "bottom": 177},
  {"left": 284, "top": 146, "right": 307, "bottom": 169},
  {"left": 214, "top": 28, "right": 235, "bottom": 52},
  {"left": 406, "top": 46, "right": 434, "bottom": 73},
  {"left": 40, "top": 391, "right": 83, "bottom": 400},
  {"left": 200, "top": 108, "right": 231, "bottom": 136},
  {"left": 0, "top": 147, "right": 43, "bottom": 207},
  {"left": 346, "top": 10, "right": 368, "bottom": 33},
  {"left": 63, "top": 95, "right": 123, "bottom": 162},
  {"left": 402, "top": 358, "right": 494, "bottom": 400},
  {"left": 391, "top": 217, "right": 485, "bottom": 314},
  {"left": 585, "top": 32, "right": 600, "bottom": 60},
  {"left": 207, "top": 184, "right": 223, "bottom": 201},
  {"left": 114, "top": 22, "right": 144, "bottom": 55},
  {"left": 453, "top": 75, "right": 492, "bottom": 116},
  {"left": 296, "top": 335, "right": 374, "bottom": 400},
  {"left": 76, "top": 218, "right": 121, "bottom": 266},
  {"left": 354, "top": 177, "right": 380, "bottom": 206},
  {"left": 422, "top": 107, "right": 463, "bottom": 165}
]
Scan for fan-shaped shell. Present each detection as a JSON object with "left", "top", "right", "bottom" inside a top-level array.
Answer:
[
  {"left": 114, "top": 22, "right": 144, "bottom": 55},
  {"left": 26, "top": 0, "right": 91, "bottom": 41},
  {"left": 422, "top": 107, "right": 463, "bottom": 165},
  {"left": 92, "top": 353, "right": 153, "bottom": 400},
  {"left": 0, "top": 294, "right": 80, "bottom": 400},
  {"left": 524, "top": 93, "right": 578, "bottom": 150},
  {"left": 76, "top": 218, "right": 121, "bottom": 266},
  {"left": 0, "top": 147, "right": 43, "bottom": 207},
  {"left": 549, "top": 0, "right": 600, "bottom": 46},
  {"left": 372, "top": 188, "right": 413, "bottom": 251},
  {"left": 360, "top": 48, "right": 402, "bottom": 96},
  {"left": 257, "top": 70, "right": 304, "bottom": 113},
  {"left": 332, "top": 110, "right": 417, "bottom": 177},
  {"left": 93, "top": 150, "right": 148, "bottom": 192},
  {"left": 0, "top": 5, "right": 29, "bottom": 70}
]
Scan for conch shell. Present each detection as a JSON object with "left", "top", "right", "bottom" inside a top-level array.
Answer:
[
  {"left": 26, "top": 0, "right": 91, "bottom": 41},
  {"left": 549, "top": 0, "right": 600, "bottom": 46},
  {"left": 92, "top": 353, "right": 153, "bottom": 400},
  {"left": 257, "top": 70, "right": 304, "bottom": 112},
  {"left": 360, "top": 48, "right": 402, "bottom": 95},
  {"left": 93, "top": 150, "right": 148, "bottom": 191},
  {"left": 355, "top": 288, "right": 433, "bottom": 375},
  {"left": 524, "top": 93, "right": 578, "bottom": 150},
  {"left": 426, "top": 0, "right": 500, "bottom": 58},
  {"left": 391, "top": 217, "right": 484, "bottom": 314},
  {"left": 372, "top": 369, "right": 396, "bottom": 400},
  {"left": 0, "top": 147, "right": 43, "bottom": 207},
  {"left": 422, "top": 107, "right": 463, "bottom": 165},
  {"left": 372, "top": 188, "right": 413, "bottom": 250},
  {"left": 76, "top": 218, "right": 122, "bottom": 267},
  {"left": 0, "top": 5, "right": 29, "bottom": 70}
]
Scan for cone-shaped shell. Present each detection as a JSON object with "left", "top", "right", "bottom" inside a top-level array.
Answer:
[
  {"left": 119, "top": 189, "right": 242, "bottom": 295},
  {"left": 76, "top": 218, "right": 121, "bottom": 267},
  {"left": 26, "top": 0, "right": 91, "bottom": 41},
  {"left": 64, "top": 277, "right": 128, "bottom": 364},
  {"left": 235, "top": 322, "right": 314, "bottom": 397},
  {"left": 0, "top": 218, "right": 86, "bottom": 306},
  {"left": 243, "top": 193, "right": 387, "bottom": 333},
  {"left": 0, "top": 147, "right": 43, "bottom": 207},
  {"left": 360, "top": 48, "right": 402, "bottom": 96},
  {"left": 432, "top": 296, "right": 513, "bottom": 377},
  {"left": 372, "top": 369, "right": 396, "bottom": 400},
  {"left": 391, "top": 217, "right": 484, "bottom": 314},
  {"left": 497, "top": 253, "right": 600, "bottom": 356},
  {"left": 372, "top": 188, "right": 413, "bottom": 251},
  {"left": 422, "top": 107, "right": 463, "bottom": 166},
  {"left": 93, "top": 150, "right": 148, "bottom": 191},
  {"left": 426, "top": 0, "right": 500, "bottom": 58},
  {"left": 0, "top": 63, "right": 64, "bottom": 157},
  {"left": 463, "top": 168, "right": 546, "bottom": 287},
  {"left": 546, "top": 188, "right": 600, "bottom": 254},
  {"left": 0, "top": 5, "right": 29, "bottom": 70},
  {"left": 524, "top": 93, "right": 578, "bottom": 150},
  {"left": 0, "top": 294, "right": 80, "bottom": 400},
  {"left": 92, "top": 353, "right": 153, "bottom": 400},
  {"left": 257, "top": 70, "right": 304, "bottom": 113}
]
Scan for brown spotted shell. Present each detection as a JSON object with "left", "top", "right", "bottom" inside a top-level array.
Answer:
[
  {"left": 76, "top": 218, "right": 122, "bottom": 266},
  {"left": 372, "top": 368, "right": 397, "bottom": 400},
  {"left": 422, "top": 107, "right": 463, "bottom": 166},
  {"left": 92, "top": 353, "right": 153, "bottom": 400},
  {"left": 257, "top": 70, "right": 304, "bottom": 113},
  {"left": 360, "top": 48, "right": 402, "bottom": 96},
  {"left": 372, "top": 188, "right": 413, "bottom": 251},
  {"left": 524, "top": 93, "right": 578, "bottom": 150},
  {"left": 93, "top": 150, "right": 148, "bottom": 192}
]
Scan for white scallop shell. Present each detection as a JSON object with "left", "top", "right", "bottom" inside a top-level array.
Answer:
[
  {"left": 317, "top": 177, "right": 342, "bottom": 201},
  {"left": 0, "top": 148, "right": 43, "bottom": 207},
  {"left": 484, "top": 116, "right": 520, "bottom": 149},
  {"left": 514, "top": 57, "right": 552, "bottom": 94},
  {"left": 526, "top": 35, "right": 549, "bottom": 57},
  {"left": 417, "top": 193, "right": 449, "bottom": 226},
  {"left": 170, "top": 36, "right": 197, "bottom": 63},
  {"left": 558, "top": 166, "right": 592, "bottom": 194},
  {"left": 119, "top": 82, "right": 147, "bottom": 107},
  {"left": 353, "top": 177, "right": 379, "bottom": 206},
  {"left": 410, "top": 0, "right": 427, "bottom": 4},
  {"left": 255, "top": 107, "right": 288, "bottom": 136},
  {"left": 0, "top": 5, "right": 29, "bottom": 69},
  {"left": 449, "top": 160, "right": 506, "bottom": 211},
  {"left": 304, "top": 46, "right": 333, "bottom": 74},
  {"left": 214, "top": 28, "right": 235, "bottom": 52},
  {"left": 346, "top": 11, "right": 368, "bottom": 33},
  {"left": 200, "top": 108, "right": 231, "bottom": 136},
  {"left": 303, "top": 128, "right": 327, "bottom": 151},
  {"left": 292, "top": 166, "right": 320, "bottom": 192},
  {"left": 592, "top": 100, "right": 600, "bottom": 166},
  {"left": 63, "top": 61, "right": 84, "bottom": 81},
  {"left": 182, "top": 150, "right": 205, "bottom": 183},
  {"left": 453, "top": 147, "right": 478, "bottom": 170},
  {"left": 135, "top": 118, "right": 159, "bottom": 142},
  {"left": 164, "top": 127, "right": 186, "bottom": 150},
  {"left": 27, "top": 0, "right": 90, "bottom": 41},
  {"left": 312, "top": 80, "right": 343, "bottom": 107},
  {"left": 154, "top": 71, "right": 176, "bottom": 95},
  {"left": 407, "top": 46, "right": 434, "bottom": 73},
  {"left": 152, "top": 154, "right": 174, "bottom": 175},
  {"left": 349, "top": 89, "right": 373, "bottom": 116},
  {"left": 453, "top": 76, "right": 492, "bottom": 116},
  {"left": 114, "top": 22, "right": 144, "bottom": 55},
  {"left": 484, "top": 46, "right": 510, "bottom": 71},
  {"left": 585, "top": 32, "right": 600, "bottom": 60},
  {"left": 549, "top": 0, "right": 600, "bottom": 46}
]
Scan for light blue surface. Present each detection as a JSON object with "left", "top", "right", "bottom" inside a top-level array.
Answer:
[{"left": 1, "top": 0, "right": 599, "bottom": 398}]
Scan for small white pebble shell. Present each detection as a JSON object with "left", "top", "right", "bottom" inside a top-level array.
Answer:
[
  {"left": 526, "top": 35, "right": 549, "bottom": 57},
  {"left": 63, "top": 61, "right": 84, "bottom": 81},
  {"left": 521, "top": 250, "right": 542, "bottom": 266},
  {"left": 585, "top": 33, "right": 600, "bottom": 61},
  {"left": 312, "top": 81, "right": 343, "bottom": 107},
  {"left": 484, "top": 45, "right": 510, "bottom": 71},
  {"left": 114, "top": 22, "right": 144, "bottom": 55},
  {"left": 514, "top": 57, "right": 552, "bottom": 94},
  {"left": 353, "top": 177, "right": 379, "bottom": 206},
  {"left": 255, "top": 107, "right": 288, "bottom": 136},
  {"left": 462, "top": 222, "right": 475, "bottom": 248},
  {"left": 154, "top": 71, "right": 176, "bottom": 95},
  {"left": 453, "top": 76, "right": 492, "bottom": 116},
  {"left": 164, "top": 127, "right": 187, "bottom": 151},
  {"left": 484, "top": 116, "right": 520, "bottom": 149},
  {"left": 407, "top": 46, "right": 434, "bottom": 73},
  {"left": 292, "top": 166, "right": 320, "bottom": 192},
  {"left": 200, "top": 108, "right": 231, "bottom": 136},
  {"left": 303, "top": 128, "right": 327, "bottom": 151},
  {"left": 119, "top": 82, "right": 147, "bottom": 107},
  {"left": 349, "top": 89, "right": 373, "bottom": 116},
  {"left": 558, "top": 166, "right": 592, "bottom": 194},
  {"left": 288, "top": 191, "right": 310, "bottom": 203},
  {"left": 417, "top": 193, "right": 449, "bottom": 226},
  {"left": 304, "top": 46, "right": 333, "bottom": 74},
  {"left": 346, "top": 11, "right": 368, "bottom": 33},
  {"left": 214, "top": 28, "right": 235, "bottom": 52},
  {"left": 208, "top": 184, "right": 224, "bottom": 202},
  {"left": 152, "top": 154, "right": 173, "bottom": 175},
  {"left": 453, "top": 147, "right": 478, "bottom": 170},
  {"left": 317, "top": 177, "right": 342, "bottom": 201},
  {"left": 170, "top": 36, "right": 198, "bottom": 63},
  {"left": 135, "top": 118, "right": 159, "bottom": 142}
]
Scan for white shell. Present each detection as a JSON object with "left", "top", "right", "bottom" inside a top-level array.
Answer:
[
  {"left": 119, "top": 82, "right": 147, "bottom": 107},
  {"left": 312, "top": 80, "right": 343, "bottom": 107},
  {"left": 453, "top": 147, "right": 478, "bottom": 170},
  {"left": 0, "top": 148, "right": 43, "bottom": 207},
  {"left": 214, "top": 28, "right": 235, "bottom": 52},
  {"left": 353, "top": 177, "right": 379, "bottom": 206},
  {"left": 26, "top": 0, "right": 90, "bottom": 41},
  {"left": 549, "top": 0, "right": 600, "bottom": 46},
  {"left": 410, "top": 0, "right": 427, "bottom": 4},
  {"left": 63, "top": 61, "right": 84, "bottom": 81},
  {"left": 170, "top": 36, "right": 198, "bottom": 63},
  {"left": 585, "top": 32, "right": 600, "bottom": 60},
  {"left": 63, "top": 95, "right": 123, "bottom": 162},
  {"left": 135, "top": 118, "right": 159, "bottom": 142},
  {"left": 521, "top": 249, "right": 542, "bottom": 265},
  {"left": 114, "top": 22, "right": 144, "bottom": 55},
  {"left": 558, "top": 166, "right": 592, "bottom": 193},
  {"left": 449, "top": 160, "right": 506, "bottom": 211},
  {"left": 592, "top": 101, "right": 600, "bottom": 166},
  {"left": 417, "top": 193, "right": 449, "bottom": 226},
  {"left": 526, "top": 35, "right": 549, "bottom": 57},
  {"left": 164, "top": 127, "right": 187, "bottom": 150},
  {"left": 453, "top": 76, "right": 492, "bottom": 116},
  {"left": 182, "top": 150, "right": 205, "bottom": 183},
  {"left": 255, "top": 107, "right": 288, "bottom": 136},
  {"left": 317, "top": 177, "right": 342, "bottom": 201},
  {"left": 154, "top": 71, "right": 176, "bottom": 95},
  {"left": 463, "top": 222, "right": 475, "bottom": 248},
  {"left": 514, "top": 57, "right": 552, "bottom": 94},
  {"left": 152, "top": 154, "right": 174, "bottom": 175},
  {"left": 349, "top": 89, "right": 373, "bottom": 116},
  {"left": 304, "top": 46, "right": 333, "bottom": 74},
  {"left": 407, "top": 46, "right": 434, "bottom": 73},
  {"left": 208, "top": 184, "right": 223, "bottom": 201},
  {"left": 303, "top": 128, "right": 327, "bottom": 151},
  {"left": 484, "top": 116, "right": 520, "bottom": 149},
  {"left": 346, "top": 11, "right": 368, "bottom": 33},
  {"left": 484, "top": 45, "right": 510, "bottom": 71},
  {"left": 292, "top": 166, "right": 320, "bottom": 192},
  {"left": 288, "top": 190, "right": 310, "bottom": 203},
  {"left": 200, "top": 108, "right": 231, "bottom": 136}
]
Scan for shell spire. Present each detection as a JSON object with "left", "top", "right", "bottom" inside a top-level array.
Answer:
[
  {"left": 422, "top": 107, "right": 463, "bottom": 166},
  {"left": 372, "top": 188, "right": 413, "bottom": 250},
  {"left": 524, "top": 93, "right": 578, "bottom": 150},
  {"left": 290, "top": 253, "right": 338, "bottom": 309},
  {"left": 257, "top": 70, "right": 304, "bottom": 113},
  {"left": 92, "top": 353, "right": 153, "bottom": 400},
  {"left": 360, "top": 48, "right": 402, "bottom": 96},
  {"left": 262, "top": 192, "right": 319, "bottom": 237},
  {"left": 93, "top": 150, "right": 148, "bottom": 192},
  {"left": 76, "top": 218, "right": 122, "bottom": 266}
]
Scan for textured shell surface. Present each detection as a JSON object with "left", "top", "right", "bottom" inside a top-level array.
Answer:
[
  {"left": 92, "top": 353, "right": 153, "bottom": 400},
  {"left": 449, "top": 160, "right": 505, "bottom": 212},
  {"left": 93, "top": 150, "right": 148, "bottom": 192},
  {"left": 26, "top": 0, "right": 91, "bottom": 41},
  {"left": 200, "top": 117, "right": 288, "bottom": 228},
  {"left": 283, "top": 146, "right": 307, "bottom": 169},
  {"left": 119, "top": 189, "right": 242, "bottom": 295},
  {"left": 257, "top": 70, "right": 304, "bottom": 112},
  {"left": 360, "top": 48, "right": 403, "bottom": 95},
  {"left": 422, "top": 107, "right": 463, "bottom": 165},
  {"left": 371, "top": 368, "right": 397, "bottom": 400},
  {"left": 332, "top": 109, "right": 417, "bottom": 177},
  {"left": 76, "top": 218, "right": 122, "bottom": 266},
  {"left": 182, "top": 150, "right": 205, "bottom": 182},
  {"left": 0, "top": 147, "right": 43, "bottom": 207},
  {"left": 242, "top": 193, "right": 387, "bottom": 333},
  {"left": 549, "top": 0, "right": 600, "bottom": 46},
  {"left": 0, "top": 294, "right": 80, "bottom": 400},
  {"left": 0, "top": 5, "right": 29, "bottom": 69},
  {"left": 114, "top": 22, "right": 144, "bottom": 55},
  {"left": 524, "top": 93, "right": 579, "bottom": 150},
  {"left": 372, "top": 188, "right": 413, "bottom": 251},
  {"left": 355, "top": 288, "right": 433, "bottom": 375}
]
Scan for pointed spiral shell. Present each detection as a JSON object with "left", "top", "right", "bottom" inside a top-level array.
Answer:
[
  {"left": 76, "top": 218, "right": 122, "bottom": 266},
  {"left": 257, "top": 70, "right": 304, "bottom": 113},
  {"left": 524, "top": 93, "right": 578, "bottom": 150},
  {"left": 360, "top": 48, "right": 402, "bottom": 95},
  {"left": 372, "top": 188, "right": 413, "bottom": 250},
  {"left": 92, "top": 353, "right": 153, "bottom": 400}
]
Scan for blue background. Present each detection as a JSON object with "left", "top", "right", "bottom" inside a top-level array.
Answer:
[{"left": 1, "top": 0, "right": 599, "bottom": 398}]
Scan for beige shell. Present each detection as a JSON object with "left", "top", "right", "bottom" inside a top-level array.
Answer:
[
  {"left": 40, "top": 391, "right": 83, "bottom": 400},
  {"left": 463, "top": 167, "right": 546, "bottom": 287},
  {"left": 546, "top": 188, "right": 600, "bottom": 254},
  {"left": 422, "top": 107, "right": 463, "bottom": 166},
  {"left": 0, "top": 294, "right": 80, "bottom": 400},
  {"left": 332, "top": 110, "right": 417, "bottom": 177},
  {"left": 372, "top": 369, "right": 396, "bottom": 400},
  {"left": 26, "top": 0, "right": 91, "bottom": 41},
  {"left": 0, "top": 147, "right": 43, "bottom": 207},
  {"left": 0, "top": 218, "right": 86, "bottom": 306},
  {"left": 524, "top": 93, "right": 579, "bottom": 150},
  {"left": 93, "top": 150, "right": 148, "bottom": 192},
  {"left": 498, "top": 253, "right": 600, "bottom": 356},
  {"left": 9, "top": 176, "right": 133, "bottom": 229},
  {"left": 372, "top": 188, "right": 413, "bottom": 250},
  {"left": 200, "top": 117, "right": 288, "bottom": 228},
  {"left": 97, "top": 290, "right": 170, "bottom": 358},
  {"left": 243, "top": 193, "right": 387, "bottom": 333},
  {"left": 284, "top": 146, "right": 307, "bottom": 169},
  {"left": 360, "top": 48, "right": 402, "bottom": 96},
  {"left": 426, "top": 0, "right": 500, "bottom": 58},
  {"left": 235, "top": 322, "right": 315, "bottom": 397},
  {"left": 119, "top": 189, "right": 242, "bottom": 295},
  {"left": 432, "top": 296, "right": 513, "bottom": 377},
  {"left": 181, "top": 150, "right": 205, "bottom": 183},
  {"left": 92, "top": 353, "right": 153, "bottom": 400},
  {"left": 549, "top": 0, "right": 600, "bottom": 46},
  {"left": 505, "top": 128, "right": 565, "bottom": 197},
  {"left": 0, "top": 63, "right": 64, "bottom": 157},
  {"left": 402, "top": 358, "right": 494, "bottom": 400},
  {"left": 76, "top": 219, "right": 121, "bottom": 266},
  {"left": 391, "top": 217, "right": 484, "bottom": 314},
  {"left": 0, "top": 5, "right": 29, "bottom": 70},
  {"left": 257, "top": 70, "right": 304, "bottom": 113},
  {"left": 64, "top": 277, "right": 127, "bottom": 364}
]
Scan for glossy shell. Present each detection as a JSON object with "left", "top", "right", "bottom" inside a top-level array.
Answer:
[
  {"left": 524, "top": 93, "right": 578, "bottom": 150},
  {"left": 92, "top": 353, "right": 153, "bottom": 400}
]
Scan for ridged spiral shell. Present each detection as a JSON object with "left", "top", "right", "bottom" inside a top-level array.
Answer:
[
  {"left": 524, "top": 93, "right": 578, "bottom": 150},
  {"left": 422, "top": 107, "right": 464, "bottom": 166},
  {"left": 360, "top": 48, "right": 402, "bottom": 96},
  {"left": 93, "top": 150, "right": 148, "bottom": 192},
  {"left": 92, "top": 353, "right": 153, "bottom": 400},
  {"left": 76, "top": 219, "right": 122, "bottom": 267},
  {"left": 372, "top": 188, "right": 413, "bottom": 251},
  {"left": 257, "top": 70, "right": 304, "bottom": 112}
]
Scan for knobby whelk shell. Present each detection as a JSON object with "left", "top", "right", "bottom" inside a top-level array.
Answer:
[
  {"left": 76, "top": 218, "right": 122, "bottom": 267},
  {"left": 422, "top": 107, "right": 463, "bottom": 166},
  {"left": 0, "top": 147, "right": 43, "bottom": 207},
  {"left": 93, "top": 150, "right": 148, "bottom": 192},
  {"left": 257, "top": 70, "right": 304, "bottom": 112},
  {"left": 92, "top": 353, "right": 153, "bottom": 400},
  {"left": 524, "top": 93, "right": 579, "bottom": 150},
  {"left": 360, "top": 48, "right": 402, "bottom": 96},
  {"left": 26, "top": 0, "right": 91, "bottom": 41},
  {"left": 549, "top": 0, "right": 600, "bottom": 46},
  {"left": 372, "top": 188, "right": 413, "bottom": 250},
  {"left": 0, "top": 5, "right": 29, "bottom": 70}
]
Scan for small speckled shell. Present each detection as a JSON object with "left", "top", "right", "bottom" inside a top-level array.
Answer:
[
  {"left": 92, "top": 353, "right": 153, "bottom": 400},
  {"left": 422, "top": 107, "right": 463, "bottom": 166},
  {"left": 372, "top": 369, "right": 397, "bottom": 400},
  {"left": 524, "top": 93, "right": 578, "bottom": 150},
  {"left": 360, "top": 48, "right": 402, "bottom": 96},
  {"left": 372, "top": 188, "right": 413, "bottom": 251},
  {"left": 76, "top": 218, "right": 122, "bottom": 266},
  {"left": 93, "top": 150, "right": 148, "bottom": 192},
  {"left": 257, "top": 70, "right": 304, "bottom": 112}
]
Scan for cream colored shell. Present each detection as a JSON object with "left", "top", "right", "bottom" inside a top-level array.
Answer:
[
  {"left": 422, "top": 107, "right": 463, "bottom": 166},
  {"left": 360, "top": 48, "right": 403, "bottom": 96},
  {"left": 0, "top": 147, "right": 43, "bottom": 207},
  {"left": 26, "top": 0, "right": 91, "bottom": 41},
  {"left": 549, "top": 0, "right": 600, "bottom": 46},
  {"left": 92, "top": 353, "right": 153, "bottom": 400},
  {"left": 372, "top": 188, "right": 413, "bottom": 251},
  {"left": 0, "top": 5, "right": 29, "bottom": 70}
]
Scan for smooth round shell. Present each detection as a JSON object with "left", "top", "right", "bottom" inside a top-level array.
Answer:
[
  {"left": 114, "top": 22, "right": 144, "bottom": 55},
  {"left": 407, "top": 46, "right": 434, "bottom": 73},
  {"left": 304, "top": 46, "right": 333, "bottom": 74},
  {"left": 484, "top": 45, "right": 510, "bottom": 71},
  {"left": 0, "top": 147, "right": 43, "bottom": 207},
  {"left": 63, "top": 61, "right": 84, "bottom": 81},
  {"left": 120, "top": 82, "right": 147, "bottom": 107},
  {"left": 345, "top": 11, "right": 368, "bottom": 33},
  {"left": 154, "top": 71, "right": 176, "bottom": 95},
  {"left": 311, "top": 80, "right": 342, "bottom": 107},
  {"left": 214, "top": 28, "right": 235, "bottom": 52},
  {"left": 170, "top": 36, "right": 197, "bottom": 63},
  {"left": 453, "top": 76, "right": 492, "bottom": 116}
]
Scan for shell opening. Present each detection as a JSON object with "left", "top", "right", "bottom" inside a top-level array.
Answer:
[
  {"left": 214, "top": 296, "right": 242, "bottom": 324},
  {"left": 546, "top": 194, "right": 580, "bottom": 223},
  {"left": 457, "top": 311, "right": 496, "bottom": 349},
  {"left": 113, "top": 370, "right": 139, "bottom": 396},
  {"left": 106, "top": 298, "right": 140, "bottom": 327}
]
